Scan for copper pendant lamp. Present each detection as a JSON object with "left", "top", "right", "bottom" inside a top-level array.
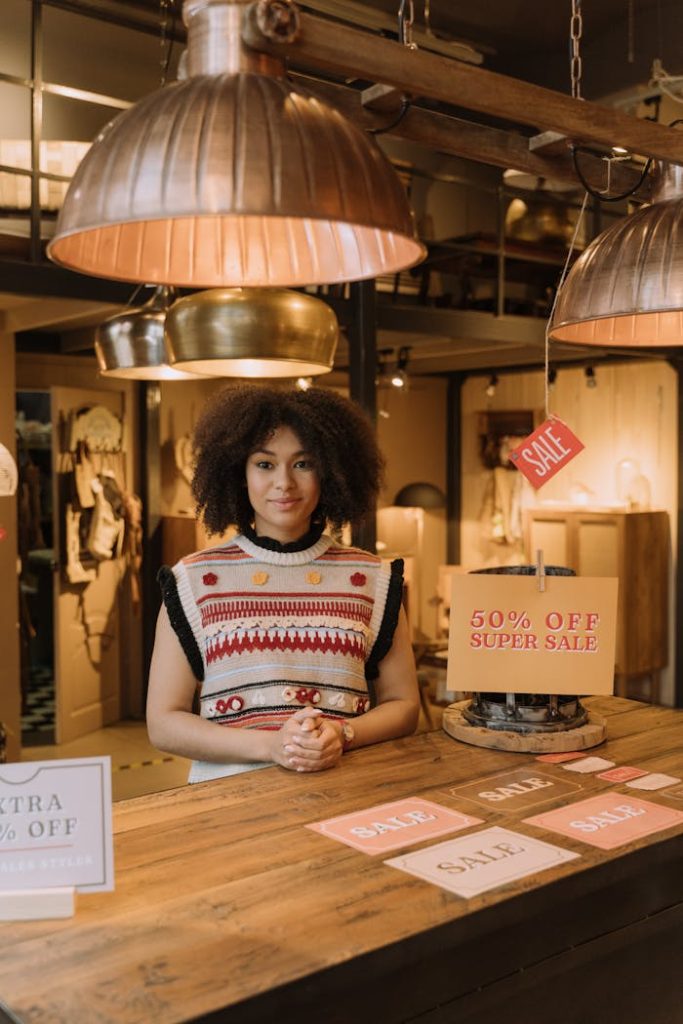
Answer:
[
  {"left": 165, "top": 287, "right": 338, "bottom": 377},
  {"left": 47, "top": 0, "right": 424, "bottom": 288},
  {"left": 549, "top": 162, "right": 683, "bottom": 347},
  {"left": 95, "top": 286, "right": 206, "bottom": 380}
]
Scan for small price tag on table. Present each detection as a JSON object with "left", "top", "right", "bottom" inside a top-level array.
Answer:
[
  {"left": 0, "top": 757, "right": 114, "bottom": 894},
  {"left": 447, "top": 574, "right": 618, "bottom": 695},
  {"left": 508, "top": 416, "right": 584, "bottom": 488}
]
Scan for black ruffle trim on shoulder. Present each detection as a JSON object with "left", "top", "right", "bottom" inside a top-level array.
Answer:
[
  {"left": 365, "top": 558, "right": 404, "bottom": 687},
  {"left": 157, "top": 566, "right": 204, "bottom": 682}
]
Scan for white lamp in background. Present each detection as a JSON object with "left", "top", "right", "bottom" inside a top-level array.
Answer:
[{"left": 0, "top": 444, "right": 18, "bottom": 497}]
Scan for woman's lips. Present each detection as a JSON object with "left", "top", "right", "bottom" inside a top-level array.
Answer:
[{"left": 271, "top": 498, "right": 299, "bottom": 509}]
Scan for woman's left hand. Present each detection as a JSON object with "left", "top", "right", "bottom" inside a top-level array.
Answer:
[{"left": 283, "top": 716, "right": 343, "bottom": 772}]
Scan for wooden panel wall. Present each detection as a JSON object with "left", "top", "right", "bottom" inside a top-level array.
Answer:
[{"left": 460, "top": 360, "right": 678, "bottom": 704}]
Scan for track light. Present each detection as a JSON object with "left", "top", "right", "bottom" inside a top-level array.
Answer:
[
  {"left": 485, "top": 373, "right": 498, "bottom": 398},
  {"left": 391, "top": 346, "right": 411, "bottom": 389}
]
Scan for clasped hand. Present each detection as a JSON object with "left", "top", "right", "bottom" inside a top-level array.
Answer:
[{"left": 270, "top": 708, "right": 343, "bottom": 772}]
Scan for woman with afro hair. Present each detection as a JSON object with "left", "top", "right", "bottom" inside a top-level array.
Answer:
[{"left": 147, "top": 384, "right": 419, "bottom": 783}]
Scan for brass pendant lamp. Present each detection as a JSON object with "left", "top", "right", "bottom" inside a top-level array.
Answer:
[
  {"left": 549, "top": 162, "right": 683, "bottom": 347},
  {"left": 47, "top": 0, "right": 424, "bottom": 288},
  {"left": 95, "top": 286, "right": 206, "bottom": 380},
  {"left": 165, "top": 287, "right": 339, "bottom": 377}
]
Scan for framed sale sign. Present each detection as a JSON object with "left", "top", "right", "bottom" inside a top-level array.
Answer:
[{"left": 447, "top": 574, "right": 618, "bottom": 696}]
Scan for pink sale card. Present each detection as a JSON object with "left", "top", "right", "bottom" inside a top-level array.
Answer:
[
  {"left": 306, "top": 797, "right": 483, "bottom": 855},
  {"left": 524, "top": 793, "right": 683, "bottom": 850}
]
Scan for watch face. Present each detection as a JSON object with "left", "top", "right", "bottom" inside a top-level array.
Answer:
[{"left": 342, "top": 722, "right": 355, "bottom": 748}]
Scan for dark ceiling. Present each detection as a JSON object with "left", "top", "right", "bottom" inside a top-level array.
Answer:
[{"left": 363, "top": 0, "right": 680, "bottom": 101}]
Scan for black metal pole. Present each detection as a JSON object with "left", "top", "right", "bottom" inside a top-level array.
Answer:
[
  {"left": 139, "top": 382, "right": 163, "bottom": 693},
  {"left": 446, "top": 373, "right": 464, "bottom": 565},
  {"left": 348, "top": 279, "right": 377, "bottom": 553}
]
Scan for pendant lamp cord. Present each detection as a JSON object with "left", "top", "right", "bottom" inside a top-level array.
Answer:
[
  {"left": 367, "top": 0, "right": 416, "bottom": 135},
  {"left": 571, "top": 146, "right": 653, "bottom": 203},
  {"left": 568, "top": 0, "right": 653, "bottom": 202},
  {"left": 544, "top": 191, "right": 589, "bottom": 418}
]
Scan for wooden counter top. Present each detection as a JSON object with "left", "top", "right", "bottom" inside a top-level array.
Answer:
[{"left": 3, "top": 696, "right": 683, "bottom": 1024}]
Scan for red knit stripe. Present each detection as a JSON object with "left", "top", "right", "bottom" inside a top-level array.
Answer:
[
  {"left": 201, "top": 601, "right": 373, "bottom": 627},
  {"left": 197, "top": 590, "right": 374, "bottom": 605},
  {"left": 206, "top": 631, "right": 365, "bottom": 663}
]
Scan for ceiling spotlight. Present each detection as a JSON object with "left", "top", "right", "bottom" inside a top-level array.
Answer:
[
  {"left": 391, "top": 346, "right": 411, "bottom": 389},
  {"left": 585, "top": 366, "right": 597, "bottom": 389},
  {"left": 296, "top": 377, "right": 313, "bottom": 391},
  {"left": 485, "top": 373, "right": 499, "bottom": 398}
]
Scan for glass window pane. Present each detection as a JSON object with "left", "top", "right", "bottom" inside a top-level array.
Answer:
[
  {"left": 42, "top": 92, "right": 116, "bottom": 157},
  {"left": 43, "top": 6, "right": 179, "bottom": 103},
  {"left": 0, "top": 81, "right": 31, "bottom": 156},
  {"left": 0, "top": 82, "right": 31, "bottom": 214},
  {"left": 0, "top": 0, "right": 31, "bottom": 79}
]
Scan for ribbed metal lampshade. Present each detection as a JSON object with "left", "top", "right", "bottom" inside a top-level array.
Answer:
[
  {"left": 95, "top": 286, "right": 205, "bottom": 380},
  {"left": 47, "top": 0, "right": 424, "bottom": 288},
  {"left": 550, "top": 162, "right": 683, "bottom": 347},
  {"left": 165, "top": 287, "right": 338, "bottom": 377}
]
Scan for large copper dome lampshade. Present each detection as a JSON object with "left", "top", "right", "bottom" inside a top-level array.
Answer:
[
  {"left": 550, "top": 162, "right": 683, "bottom": 347},
  {"left": 95, "top": 286, "right": 207, "bottom": 380},
  {"left": 165, "top": 287, "right": 339, "bottom": 377},
  {"left": 47, "top": 0, "right": 424, "bottom": 288}
]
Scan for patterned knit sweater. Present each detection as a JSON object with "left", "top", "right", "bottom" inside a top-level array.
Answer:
[{"left": 159, "top": 530, "right": 403, "bottom": 783}]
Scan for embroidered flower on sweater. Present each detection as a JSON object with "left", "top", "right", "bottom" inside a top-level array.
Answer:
[
  {"left": 350, "top": 572, "right": 367, "bottom": 586},
  {"left": 252, "top": 571, "right": 269, "bottom": 585},
  {"left": 202, "top": 572, "right": 218, "bottom": 586},
  {"left": 306, "top": 571, "right": 322, "bottom": 585},
  {"left": 295, "top": 686, "right": 321, "bottom": 705},
  {"left": 216, "top": 696, "right": 244, "bottom": 713},
  {"left": 354, "top": 696, "right": 369, "bottom": 713}
]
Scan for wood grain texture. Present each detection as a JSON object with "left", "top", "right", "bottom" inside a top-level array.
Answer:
[{"left": 3, "top": 697, "right": 683, "bottom": 1023}]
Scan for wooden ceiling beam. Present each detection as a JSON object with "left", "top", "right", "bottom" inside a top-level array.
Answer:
[
  {"left": 296, "top": 76, "right": 651, "bottom": 200},
  {"left": 244, "top": 7, "right": 683, "bottom": 165}
]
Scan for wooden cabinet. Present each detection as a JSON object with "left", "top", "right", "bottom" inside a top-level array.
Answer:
[
  {"left": 162, "top": 515, "right": 236, "bottom": 567},
  {"left": 523, "top": 509, "right": 669, "bottom": 697}
]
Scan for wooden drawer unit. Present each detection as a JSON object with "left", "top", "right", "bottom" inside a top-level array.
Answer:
[{"left": 523, "top": 509, "right": 669, "bottom": 691}]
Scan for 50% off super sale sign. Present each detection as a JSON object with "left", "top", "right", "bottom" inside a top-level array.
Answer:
[{"left": 447, "top": 575, "right": 618, "bottom": 695}]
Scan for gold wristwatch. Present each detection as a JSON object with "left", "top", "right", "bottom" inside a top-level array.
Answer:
[{"left": 341, "top": 721, "right": 355, "bottom": 752}]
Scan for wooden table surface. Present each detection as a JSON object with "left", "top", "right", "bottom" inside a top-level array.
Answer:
[{"left": 3, "top": 696, "right": 683, "bottom": 1024}]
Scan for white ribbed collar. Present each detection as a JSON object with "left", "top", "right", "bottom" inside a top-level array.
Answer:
[{"left": 233, "top": 532, "right": 333, "bottom": 566}]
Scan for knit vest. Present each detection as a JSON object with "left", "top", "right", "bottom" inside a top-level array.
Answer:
[{"left": 159, "top": 533, "right": 403, "bottom": 783}]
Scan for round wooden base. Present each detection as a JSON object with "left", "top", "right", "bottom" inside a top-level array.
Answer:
[{"left": 442, "top": 700, "right": 607, "bottom": 753}]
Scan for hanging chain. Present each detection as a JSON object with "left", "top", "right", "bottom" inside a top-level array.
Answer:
[
  {"left": 159, "top": 0, "right": 172, "bottom": 86},
  {"left": 570, "top": 0, "right": 583, "bottom": 100},
  {"left": 423, "top": 0, "right": 434, "bottom": 37},
  {"left": 398, "top": 0, "right": 418, "bottom": 50}
]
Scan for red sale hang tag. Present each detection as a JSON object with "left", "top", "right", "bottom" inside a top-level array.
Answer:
[{"left": 508, "top": 417, "right": 584, "bottom": 489}]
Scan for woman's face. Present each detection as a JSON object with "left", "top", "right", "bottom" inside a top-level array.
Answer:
[{"left": 245, "top": 425, "right": 321, "bottom": 543}]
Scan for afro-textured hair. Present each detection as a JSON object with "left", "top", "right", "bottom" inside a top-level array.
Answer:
[{"left": 191, "top": 384, "right": 385, "bottom": 535}]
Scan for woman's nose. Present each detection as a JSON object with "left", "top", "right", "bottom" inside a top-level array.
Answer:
[{"left": 275, "top": 467, "right": 294, "bottom": 491}]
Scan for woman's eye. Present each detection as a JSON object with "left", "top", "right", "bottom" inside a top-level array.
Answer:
[
  {"left": 255, "top": 460, "right": 272, "bottom": 470},
  {"left": 294, "top": 459, "right": 314, "bottom": 470}
]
